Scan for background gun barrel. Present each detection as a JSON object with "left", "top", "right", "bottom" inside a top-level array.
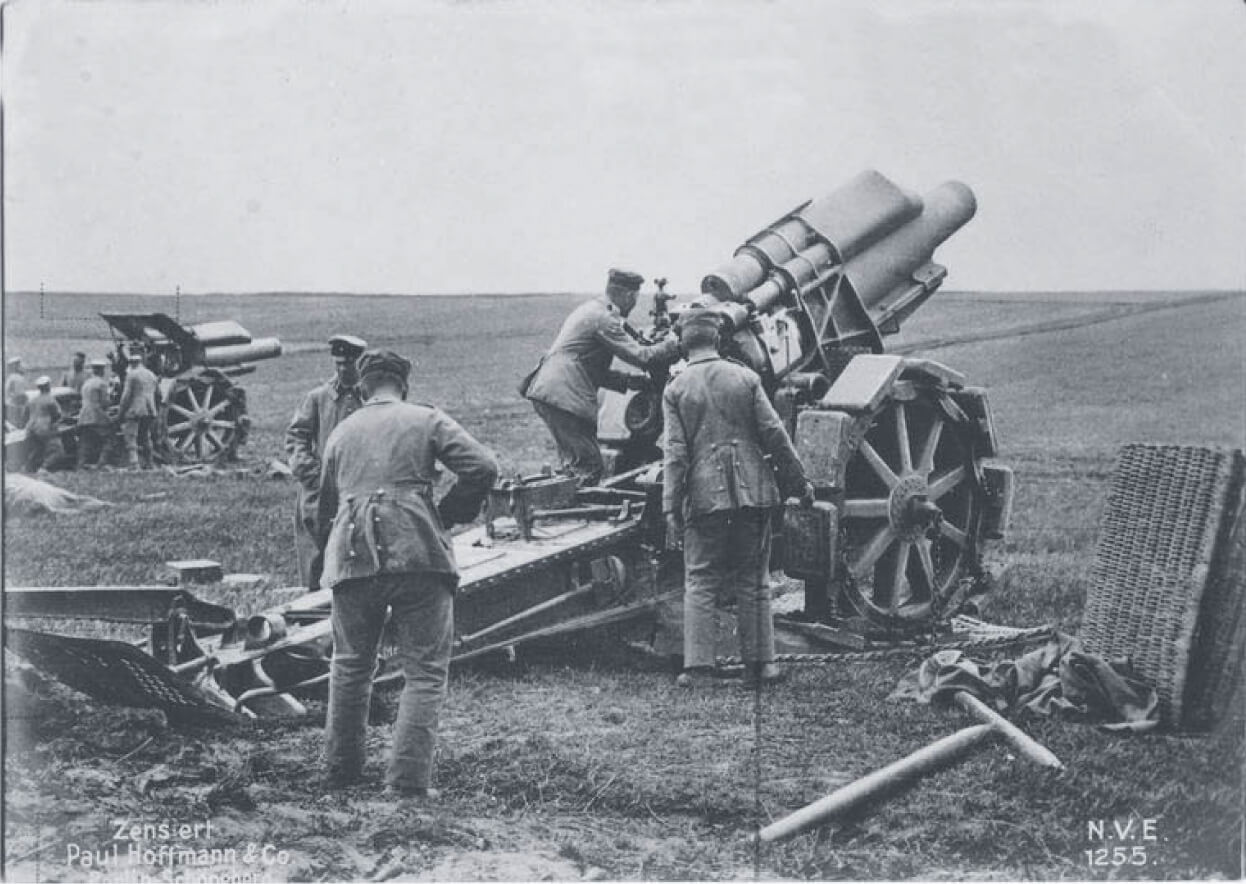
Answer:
[{"left": 201, "top": 337, "right": 283, "bottom": 366}]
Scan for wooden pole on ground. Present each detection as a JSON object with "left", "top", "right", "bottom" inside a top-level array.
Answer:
[
  {"left": 757, "top": 724, "right": 996, "bottom": 844},
  {"left": 952, "top": 691, "right": 1064, "bottom": 770}
]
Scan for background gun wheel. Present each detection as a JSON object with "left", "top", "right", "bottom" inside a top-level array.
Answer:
[{"left": 163, "top": 375, "right": 244, "bottom": 463}]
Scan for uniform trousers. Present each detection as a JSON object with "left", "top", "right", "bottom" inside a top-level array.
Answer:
[
  {"left": 326, "top": 572, "right": 454, "bottom": 791},
  {"left": 683, "top": 507, "right": 774, "bottom": 668},
  {"left": 293, "top": 486, "right": 324, "bottom": 590},
  {"left": 122, "top": 416, "right": 158, "bottom": 467},
  {"left": 531, "top": 400, "right": 605, "bottom": 485},
  {"left": 23, "top": 431, "right": 63, "bottom": 473},
  {"left": 76, "top": 424, "right": 110, "bottom": 468}
]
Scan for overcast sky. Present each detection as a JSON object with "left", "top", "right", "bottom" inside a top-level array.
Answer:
[{"left": 4, "top": 0, "right": 1244, "bottom": 295}]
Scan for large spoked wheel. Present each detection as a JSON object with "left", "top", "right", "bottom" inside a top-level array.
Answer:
[
  {"left": 836, "top": 391, "right": 983, "bottom": 627},
  {"left": 163, "top": 376, "right": 244, "bottom": 462}
]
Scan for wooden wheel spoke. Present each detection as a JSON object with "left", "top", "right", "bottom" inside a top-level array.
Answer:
[
  {"left": 183, "top": 386, "right": 201, "bottom": 411},
  {"left": 209, "top": 419, "right": 236, "bottom": 430},
  {"left": 859, "top": 441, "right": 899, "bottom": 489},
  {"left": 849, "top": 525, "right": 896, "bottom": 577},
  {"left": 168, "top": 403, "right": 195, "bottom": 420},
  {"left": 915, "top": 538, "right": 937, "bottom": 593},
  {"left": 166, "top": 420, "right": 192, "bottom": 435},
  {"left": 939, "top": 521, "right": 968, "bottom": 547},
  {"left": 204, "top": 430, "right": 223, "bottom": 452},
  {"left": 929, "top": 465, "right": 967, "bottom": 501},
  {"left": 842, "top": 498, "right": 890, "bottom": 520},
  {"left": 207, "top": 399, "right": 232, "bottom": 417},
  {"left": 894, "top": 404, "right": 912, "bottom": 473},
  {"left": 918, "top": 420, "right": 944, "bottom": 474},
  {"left": 201, "top": 385, "right": 215, "bottom": 410},
  {"left": 887, "top": 541, "right": 912, "bottom": 607},
  {"left": 177, "top": 431, "right": 196, "bottom": 452}
]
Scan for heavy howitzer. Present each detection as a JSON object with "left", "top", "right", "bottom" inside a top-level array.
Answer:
[
  {"left": 4, "top": 172, "right": 1014, "bottom": 720},
  {"left": 602, "top": 170, "right": 1014, "bottom": 628},
  {"left": 3, "top": 314, "right": 283, "bottom": 469},
  {"left": 101, "top": 313, "right": 283, "bottom": 463}
]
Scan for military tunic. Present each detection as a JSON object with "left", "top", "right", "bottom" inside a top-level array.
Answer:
[
  {"left": 662, "top": 354, "right": 810, "bottom": 667},
  {"left": 284, "top": 378, "right": 363, "bottom": 589},
  {"left": 316, "top": 394, "right": 498, "bottom": 790},
  {"left": 77, "top": 374, "right": 113, "bottom": 468},
  {"left": 117, "top": 364, "right": 160, "bottom": 468},
  {"left": 23, "top": 390, "right": 63, "bottom": 472},
  {"left": 523, "top": 295, "right": 679, "bottom": 483}
]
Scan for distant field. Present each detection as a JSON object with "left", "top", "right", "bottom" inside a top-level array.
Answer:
[{"left": 3, "top": 288, "right": 1244, "bottom": 880}]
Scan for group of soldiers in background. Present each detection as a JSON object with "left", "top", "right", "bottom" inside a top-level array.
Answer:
[
  {"left": 3, "top": 348, "right": 162, "bottom": 472},
  {"left": 284, "top": 268, "right": 813, "bottom": 799}
]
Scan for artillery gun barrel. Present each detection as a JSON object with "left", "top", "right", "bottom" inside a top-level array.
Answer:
[{"left": 200, "top": 337, "right": 283, "bottom": 367}]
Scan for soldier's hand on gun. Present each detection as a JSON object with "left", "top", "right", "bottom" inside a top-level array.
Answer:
[
  {"left": 799, "top": 482, "right": 816, "bottom": 508},
  {"left": 665, "top": 514, "right": 684, "bottom": 551},
  {"left": 624, "top": 374, "right": 649, "bottom": 392}
]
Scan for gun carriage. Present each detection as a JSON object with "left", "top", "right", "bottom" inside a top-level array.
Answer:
[
  {"left": 6, "top": 171, "right": 1015, "bottom": 719},
  {"left": 3, "top": 313, "right": 282, "bottom": 468}
]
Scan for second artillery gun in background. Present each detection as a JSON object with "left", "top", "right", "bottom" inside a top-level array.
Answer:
[
  {"left": 101, "top": 313, "right": 283, "bottom": 462},
  {"left": 3, "top": 313, "right": 283, "bottom": 469}
]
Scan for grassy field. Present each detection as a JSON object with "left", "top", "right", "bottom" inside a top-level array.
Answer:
[{"left": 3, "top": 288, "right": 1244, "bottom": 880}]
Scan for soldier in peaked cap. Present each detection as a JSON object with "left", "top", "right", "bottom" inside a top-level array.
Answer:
[
  {"left": 285, "top": 333, "right": 368, "bottom": 590},
  {"left": 23, "top": 376, "right": 64, "bottom": 472},
  {"left": 520, "top": 268, "right": 681, "bottom": 485},
  {"left": 118, "top": 349, "right": 161, "bottom": 469},
  {"left": 662, "top": 307, "right": 814, "bottom": 689},
  {"left": 315, "top": 348, "right": 498, "bottom": 798},
  {"left": 76, "top": 359, "right": 114, "bottom": 469}
]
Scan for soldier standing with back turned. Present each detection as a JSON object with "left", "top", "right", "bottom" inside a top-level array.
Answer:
[
  {"left": 285, "top": 334, "right": 367, "bottom": 591},
  {"left": 316, "top": 349, "right": 498, "bottom": 797},
  {"left": 117, "top": 351, "right": 160, "bottom": 469},
  {"left": 662, "top": 308, "right": 814, "bottom": 688},
  {"left": 77, "top": 359, "right": 113, "bottom": 469}
]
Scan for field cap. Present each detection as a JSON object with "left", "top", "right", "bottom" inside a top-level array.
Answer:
[
  {"left": 329, "top": 334, "right": 367, "bottom": 362},
  {"left": 73, "top": 351, "right": 86, "bottom": 359},
  {"left": 6, "top": 357, "right": 21, "bottom": 367},
  {"left": 35, "top": 375, "right": 52, "bottom": 387},
  {"left": 89, "top": 359, "right": 108, "bottom": 369},
  {"left": 679, "top": 306, "right": 723, "bottom": 331},
  {"left": 607, "top": 268, "right": 644, "bottom": 294},
  {"left": 357, "top": 349, "right": 411, "bottom": 383},
  {"left": 126, "top": 350, "right": 143, "bottom": 362}
]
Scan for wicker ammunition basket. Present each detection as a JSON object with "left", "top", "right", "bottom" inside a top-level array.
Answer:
[{"left": 1081, "top": 444, "right": 1245, "bottom": 730}]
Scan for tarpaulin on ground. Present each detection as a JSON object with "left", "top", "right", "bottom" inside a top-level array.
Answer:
[
  {"left": 3, "top": 473, "right": 113, "bottom": 517},
  {"left": 889, "top": 635, "right": 1159, "bottom": 733}
]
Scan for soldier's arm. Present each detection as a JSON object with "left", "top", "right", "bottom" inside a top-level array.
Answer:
[
  {"left": 432, "top": 412, "right": 499, "bottom": 526},
  {"left": 315, "top": 444, "right": 339, "bottom": 549},
  {"left": 594, "top": 312, "right": 681, "bottom": 372},
  {"left": 284, "top": 392, "right": 321, "bottom": 487},
  {"left": 751, "top": 374, "right": 810, "bottom": 497},
  {"left": 117, "top": 374, "right": 136, "bottom": 418},
  {"left": 661, "top": 386, "right": 689, "bottom": 517}
]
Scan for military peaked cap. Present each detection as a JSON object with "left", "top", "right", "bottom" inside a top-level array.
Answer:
[
  {"left": 357, "top": 349, "right": 412, "bottom": 383},
  {"left": 35, "top": 375, "right": 52, "bottom": 387},
  {"left": 89, "top": 359, "right": 108, "bottom": 369},
  {"left": 606, "top": 268, "right": 644, "bottom": 292},
  {"left": 329, "top": 334, "right": 368, "bottom": 360},
  {"left": 6, "top": 357, "right": 21, "bottom": 367},
  {"left": 678, "top": 306, "right": 723, "bottom": 330}
]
